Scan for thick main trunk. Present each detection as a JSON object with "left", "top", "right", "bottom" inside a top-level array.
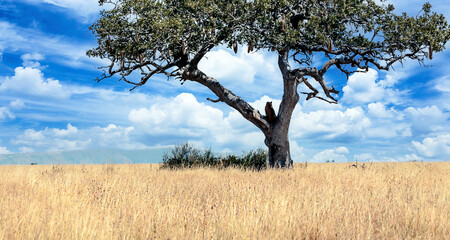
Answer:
[{"left": 265, "top": 129, "right": 293, "bottom": 168}]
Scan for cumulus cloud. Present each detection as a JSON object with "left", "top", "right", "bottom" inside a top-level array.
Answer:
[
  {"left": 129, "top": 93, "right": 225, "bottom": 136},
  {"left": 289, "top": 140, "right": 305, "bottom": 161},
  {"left": 404, "top": 105, "right": 448, "bottom": 134},
  {"left": 53, "top": 123, "right": 78, "bottom": 137},
  {"left": 198, "top": 48, "right": 280, "bottom": 95},
  {"left": 11, "top": 123, "right": 142, "bottom": 152},
  {"left": 0, "top": 67, "right": 70, "bottom": 99},
  {"left": 12, "top": 129, "right": 46, "bottom": 146},
  {"left": 291, "top": 107, "right": 371, "bottom": 141},
  {"left": 311, "top": 147, "right": 349, "bottom": 163},
  {"left": 341, "top": 68, "right": 403, "bottom": 104},
  {"left": 129, "top": 92, "right": 267, "bottom": 150},
  {"left": 412, "top": 134, "right": 450, "bottom": 158},
  {"left": 367, "top": 102, "right": 398, "bottom": 119},
  {"left": 364, "top": 102, "right": 411, "bottom": 139}
]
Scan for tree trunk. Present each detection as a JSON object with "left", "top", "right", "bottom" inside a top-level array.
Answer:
[
  {"left": 265, "top": 128, "right": 293, "bottom": 168},
  {"left": 263, "top": 47, "right": 299, "bottom": 168}
]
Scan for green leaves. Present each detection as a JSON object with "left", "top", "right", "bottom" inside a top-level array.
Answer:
[{"left": 88, "top": 0, "right": 450, "bottom": 84}]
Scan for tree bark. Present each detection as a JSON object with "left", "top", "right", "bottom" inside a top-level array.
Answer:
[{"left": 265, "top": 126, "right": 293, "bottom": 168}]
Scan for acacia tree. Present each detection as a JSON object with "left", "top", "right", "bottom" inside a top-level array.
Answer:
[{"left": 88, "top": 0, "right": 449, "bottom": 168}]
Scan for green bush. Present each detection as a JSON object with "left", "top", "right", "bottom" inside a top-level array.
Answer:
[
  {"left": 161, "top": 143, "right": 217, "bottom": 169},
  {"left": 240, "top": 149, "right": 267, "bottom": 171},
  {"left": 161, "top": 143, "right": 267, "bottom": 171}
]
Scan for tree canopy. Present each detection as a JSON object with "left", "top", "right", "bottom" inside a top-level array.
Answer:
[
  {"left": 88, "top": 0, "right": 450, "bottom": 167},
  {"left": 89, "top": 0, "right": 448, "bottom": 95}
]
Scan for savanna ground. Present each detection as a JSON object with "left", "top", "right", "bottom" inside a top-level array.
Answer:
[{"left": 0, "top": 162, "right": 448, "bottom": 239}]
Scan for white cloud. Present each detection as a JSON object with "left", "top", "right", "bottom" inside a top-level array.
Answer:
[
  {"left": 21, "top": 53, "right": 45, "bottom": 69},
  {"left": 404, "top": 105, "right": 448, "bottom": 134},
  {"left": 0, "top": 21, "right": 105, "bottom": 69},
  {"left": 336, "top": 146, "right": 350, "bottom": 154},
  {"left": 0, "top": 107, "right": 14, "bottom": 120},
  {"left": 365, "top": 125, "right": 411, "bottom": 139},
  {"left": 431, "top": 76, "right": 450, "bottom": 111},
  {"left": 289, "top": 140, "right": 305, "bottom": 161},
  {"left": 367, "top": 102, "right": 398, "bottom": 119},
  {"left": 434, "top": 76, "right": 450, "bottom": 93},
  {"left": 21, "top": 53, "right": 44, "bottom": 62},
  {"left": 291, "top": 107, "right": 371, "bottom": 141},
  {"left": 53, "top": 123, "right": 78, "bottom": 137},
  {"left": 311, "top": 147, "right": 349, "bottom": 163},
  {"left": 13, "top": 129, "right": 46, "bottom": 146},
  {"left": 129, "top": 93, "right": 225, "bottom": 136},
  {"left": 23, "top": 0, "right": 104, "bottom": 20},
  {"left": 198, "top": 48, "right": 279, "bottom": 89},
  {"left": 129, "top": 93, "right": 271, "bottom": 150},
  {"left": 12, "top": 123, "right": 142, "bottom": 152},
  {"left": 364, "top": 102, "right": 411, "bottom": 139},
  {"left": 380, "top": 70, "right": 408, "bottom": 88},
  {"left": 412, "top": 134, "right": 450, "bottom": 158},
  {"left": 0, "top": 66, "right": 70, "bottom": 99},
  {"left": 341, "top": 68, "right": 404, "bottom": 104},
  {"left": 341, "top": 69, "right": 383, "bottom": 104},
  {"left": 0, "top": 146, "right": 11, "bottom": 154},
  {"left": 0, "top": 99, "right": 25, "bottom": 121},
  {"left": 9, "top": 99, "right": 25, "bottom": 109}
]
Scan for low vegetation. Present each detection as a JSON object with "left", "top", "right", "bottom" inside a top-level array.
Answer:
[
  {"left": 0, "top": 162, "right": 449, "bottom": 239},
  {"left": 161, "top": 143, "right": 267, "bottom": 170}
]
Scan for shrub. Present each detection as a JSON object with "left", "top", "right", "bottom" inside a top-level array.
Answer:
[
  {"left": 161, "top": 143, "right": 267, "bottom": 171},
  {"left": 161, "top": 143, "right": 220, "bottom": 169},
  {"left": 240, "top": 149, "right": 267, "bottom": 171}
]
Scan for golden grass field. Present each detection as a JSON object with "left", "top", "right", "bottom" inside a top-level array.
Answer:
[{"left": 0, "top": 162, "right": 448, "bottom": 239}]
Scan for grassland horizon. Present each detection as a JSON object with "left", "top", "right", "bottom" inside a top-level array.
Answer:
[{"left": 1, "top": 162, "right": 448, "bottom": 239}]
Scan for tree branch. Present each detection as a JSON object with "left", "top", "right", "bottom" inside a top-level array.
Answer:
[{"left": 181, "top": 68, "right": 270, "bottom": 133}]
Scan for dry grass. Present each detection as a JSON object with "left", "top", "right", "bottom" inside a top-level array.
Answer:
[{"left": 0, "top": 162, "right": 448, "bottom": 239}]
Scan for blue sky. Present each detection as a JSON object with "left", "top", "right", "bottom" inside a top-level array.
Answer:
[{"left": 0, "top": 0, "right": 449, "bottom": 163}]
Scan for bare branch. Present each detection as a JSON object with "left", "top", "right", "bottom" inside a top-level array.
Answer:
[{"left": 206, "top": 98, "right": 222, "bottom": 103}]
